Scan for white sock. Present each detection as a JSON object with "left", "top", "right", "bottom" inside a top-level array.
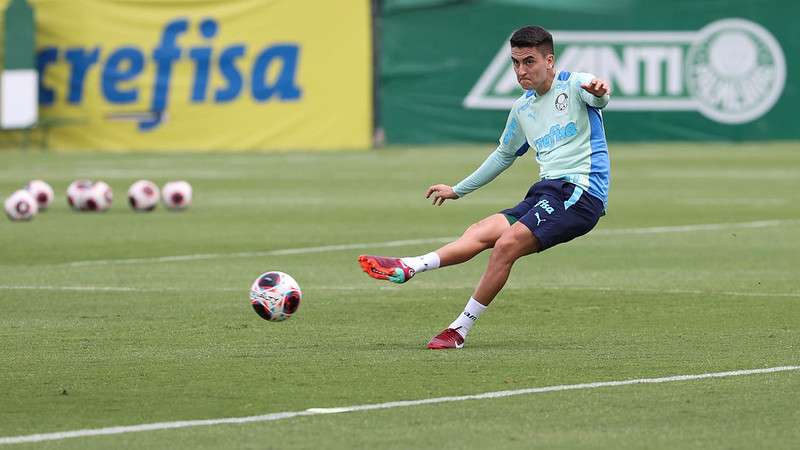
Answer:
[
  {"left": 401, "top": 252, "right": 440, "bottom": 273},
  {"left": 448, "top": 297, "right": 486, "bottom": 338}
]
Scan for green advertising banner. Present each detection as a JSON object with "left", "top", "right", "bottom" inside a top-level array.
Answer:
[
  {"left": 1, "top": 0, "right": 37, "bottom": 129},
  {"left": 381, "top": 0, "right": 799, "bottom": 143}
]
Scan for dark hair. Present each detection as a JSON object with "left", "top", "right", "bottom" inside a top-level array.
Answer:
[{"left": 509, "top": 26, "right": 554, "bottom": 56}]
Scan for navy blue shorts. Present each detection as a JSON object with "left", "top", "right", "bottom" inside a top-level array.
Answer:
[{"left": 500, "top": 179, "right": 605, "bottom": 251}]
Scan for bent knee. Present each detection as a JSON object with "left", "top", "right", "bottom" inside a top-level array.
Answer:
[
  {"left": 494, "top": 227, "right": 540, "bottom": 258},
  {"left": 464, "top": 219, "right": 504, "bottom": 246},
  {"left": 464, "top": 221, "right": 482, "bottom": 235},
  {"left": 493, "top": 234, "right": 519, "bottom": 255}
]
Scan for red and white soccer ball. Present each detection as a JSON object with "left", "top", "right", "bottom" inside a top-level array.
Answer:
[
  {"left": 4, "top": 189, "right": 39, "bottom": 221},
  {"left": 249, "top": 271, "right": 302, "bottom": 322},
  {"left": 161, "top": 181, "right": 192, "bottom": 211},
  {"left": 83, "top": 181, "right": 113, "bottom": 212},
  {"left": 128, "top": 180, "right": 160, "bottom": 212},
  {"left": 66, "top": 179, "right": 93, "bottom": 211},
  {"left": 25, "top": 180, "right": 54, "bottom": 211}
]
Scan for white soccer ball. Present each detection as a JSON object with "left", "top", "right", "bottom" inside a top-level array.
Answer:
[
  {"left": 128, "top": 180, "right": 160, "bottom": 212},
  {"left": 66, "top": 179, "right": 93, "bottom": 211},
  {"left": 25, "top": 180, "right": 54, "bottom": 211},
  {"left": 5, "top": 189, "right": 39, "bottom": 221},
  {"left": 249, "top": 271, "right": 302, "bottom": 322},
  {"left": 161, "top": 181, "right": 192, "bottom": 211},
  {"left": 83, "top": 181, "right": 113, "bottom": 212}
]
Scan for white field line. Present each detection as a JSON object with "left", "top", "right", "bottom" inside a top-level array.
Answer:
[
  {"left": 59, "top": 237, "right": 456, "bottom": 268},
  {"left": 6, "top": 282, "right": 787, "bottom": 299},
  {"left": 556, "top": 285, "right": 800, "bottom": 299},
  {"left": 501, "top": 285, "right": 800, "bottom": 299},
  {"left": 0, "top": 285, "right": 397, "bottom": 293},
  {"left": 0, "top": 365, "right": 797, "bottom": 445},
  {"left": 593, "top": 219, "right": 800, "bottom": 236},
  {"left": 0, "top": 285, "right": 240, "bottom": 293},
  {"left": 46, "top": 218, "right": 800, "bottom": 268},
  {"left": 1, "top": 284, "right": 798, "bottom": 298}
]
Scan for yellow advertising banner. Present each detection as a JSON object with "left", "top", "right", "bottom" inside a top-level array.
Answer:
[{"left": 14, "top": 0, "right": 372, "bottom": 151}]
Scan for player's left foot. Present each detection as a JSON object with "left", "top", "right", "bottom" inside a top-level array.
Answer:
[
  {"left": 426, "top": 327, "right": 465, "bottom": 349},
  {"left": 358, "top": 255, "right": 415, "bottom": 284}
]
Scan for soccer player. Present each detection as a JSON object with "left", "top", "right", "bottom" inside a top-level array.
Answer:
[{"left": 359, "top": 26, "right": 611, "bottom": 349}]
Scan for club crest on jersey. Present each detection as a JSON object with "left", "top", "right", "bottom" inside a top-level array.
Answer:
[{"left": 555, "top": 93, "right": 569, "bottom": 111}]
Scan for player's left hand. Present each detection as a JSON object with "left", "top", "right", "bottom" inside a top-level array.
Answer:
[{"left": 581, "top": 78, "right": 611, "bottom": 97}]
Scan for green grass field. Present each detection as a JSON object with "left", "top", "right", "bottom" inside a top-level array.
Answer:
[{"left": 1, "top": 143, "right": 799, "bottom": 449}]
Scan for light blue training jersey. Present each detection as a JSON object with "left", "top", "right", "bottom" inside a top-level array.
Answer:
[{"left": 453, "top": 70, "right": 610, "bottom": 206}]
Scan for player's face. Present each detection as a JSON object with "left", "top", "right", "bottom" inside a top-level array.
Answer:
[{"left": 510, "top": 46, "right": 553, "bottom": 91}]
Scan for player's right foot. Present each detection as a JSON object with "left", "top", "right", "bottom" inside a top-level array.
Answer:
[
  {"left": 358, "top": 255, "right": 415, "bottom": 284},
  {"left": 427, "top": 327, "right": 465, "bottom": 349}
]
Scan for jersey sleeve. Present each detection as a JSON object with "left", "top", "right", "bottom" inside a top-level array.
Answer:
[
  {"left": 574, "top": 72, "right": 610, "bottom": 109},
  {"left": 453, "top": 105, "right": 527, "bottom": 198}
]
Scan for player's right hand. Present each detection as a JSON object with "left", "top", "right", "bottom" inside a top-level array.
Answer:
[
  {"left": 581, "top": 78, "right": 611, "bottom": 97},
  {"left": 425, "top": 184, "right": 459, "bottom": 206}
]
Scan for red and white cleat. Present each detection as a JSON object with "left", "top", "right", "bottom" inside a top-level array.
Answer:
[
  {"left": 358, "top": 255, "right": 415, "bottom": 284},
  {"left": 427, "top": 327, "right": 465, "bottom": 349}
]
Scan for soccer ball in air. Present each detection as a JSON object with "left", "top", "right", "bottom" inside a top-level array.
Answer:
[
  {"left": 4, "top": 189, "right": 38, "bottom": 221},
  {"left": 249, "top": 271, "right": 302, "bottom": 322},
  {"left": 128, "top": 180, "right": 160, "bottom": 212},
  {"left": 25, "top": 180, "right": 54, "bottom": 210},
  {"left": 66, "top": 179, "right": 93, "bottom": 210},
  {"left": 161, "top": 181, "right": 192, "bottom": 210},
  {"left": 84, "top": 181, "right": 113, "bottom": 212}
]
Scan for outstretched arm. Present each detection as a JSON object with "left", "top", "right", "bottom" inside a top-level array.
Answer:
[
  {"left": 425, "top": 146, "right": 519, "bottom": 206},
  {"left": 425, "top": 103, "right": 526, "bottom": 206}
]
